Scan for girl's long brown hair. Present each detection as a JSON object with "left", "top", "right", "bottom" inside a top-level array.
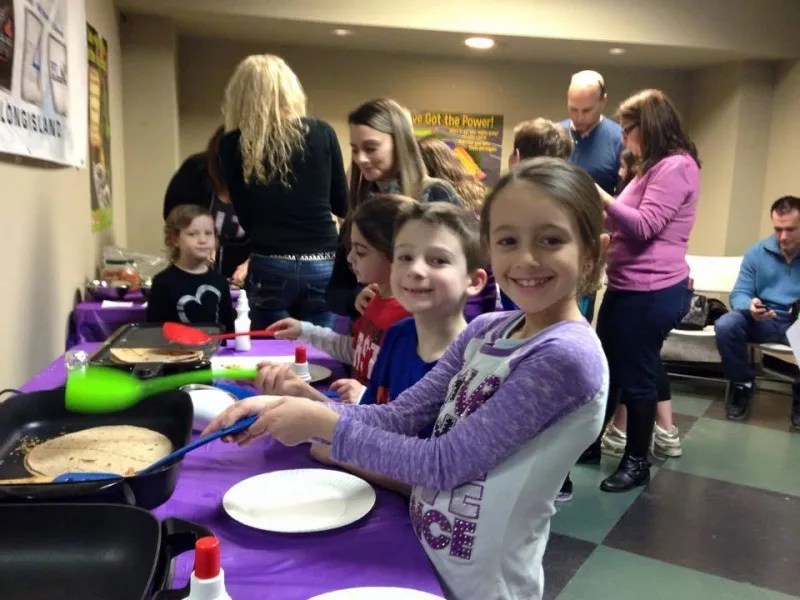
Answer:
[{"left": 347, "top": 98, "right": 427, "bottom": 210}]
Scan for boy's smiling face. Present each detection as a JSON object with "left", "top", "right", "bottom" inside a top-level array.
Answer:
[{"left": 391, "top": 220, "right": 485, "bottom": 317}]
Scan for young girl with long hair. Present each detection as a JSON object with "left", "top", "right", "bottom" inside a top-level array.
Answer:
[
  {"left": 326, "top": 98, "right": 463, "bottom": 319},
  {"left": 204, "top": 158, "right": 610, "bottom": 599}
]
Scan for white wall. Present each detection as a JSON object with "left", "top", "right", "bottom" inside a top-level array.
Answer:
[
  {"left": 686, "top": 62, "right": 777, "bottom": 256},
  {"left": 0, "top": 0, "right": 126, "bottom": 386},
  {"left": 761, "top": 60, "right": 800, "bottom": 237},
  {"left": 121, "top": 13, "right": 180, "bottom": 255}
]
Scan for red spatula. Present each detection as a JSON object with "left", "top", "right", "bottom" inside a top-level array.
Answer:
[{"left": 162, "top": 322, "right": 279, "bottom": 346}]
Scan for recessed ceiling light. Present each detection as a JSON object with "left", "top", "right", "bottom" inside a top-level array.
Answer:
[
  {"left": 332, "top": 28, "right": 353, "bottom": 36},
  {"left": 465, "top": 36, "right": 495, "bottom": 50},
  {"left": 609, "top": 47, "right": 626, "bottom": 55}
]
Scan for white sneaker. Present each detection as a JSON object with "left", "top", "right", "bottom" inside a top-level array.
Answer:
[
  {"left": 600, "top": 423, "right": 626, "bottom": 457},
  {"left": 652, "top": 423, "right": 682, "bottom": 458}
]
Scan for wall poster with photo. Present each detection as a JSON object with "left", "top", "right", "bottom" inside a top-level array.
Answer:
[
  {"left": 87, "top": 22, "right": 111, "bottom": 232},
  {"left": 412, "top": 109, "right": 504, "bottom": 187},
  {"left": 0, "top": 0, "right": 87, "bottom": 166}
]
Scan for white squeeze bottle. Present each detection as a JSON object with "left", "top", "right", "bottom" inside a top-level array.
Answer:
[
  {"left": 185, "top": 536, "right": 231, "bottom": 600},
  {"left": 234, "top": 289, "right": 251, "bottom": 351}
]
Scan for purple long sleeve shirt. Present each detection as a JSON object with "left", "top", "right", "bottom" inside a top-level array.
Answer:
[
  {"left": 606, "top": 152, "right": 700, "bottom": 291},
  {"left": 328, "top": 311, "right": 607, "bottom": 599},
  {"left": 329, "top": 312, "right": 606, "bottom": 489}
]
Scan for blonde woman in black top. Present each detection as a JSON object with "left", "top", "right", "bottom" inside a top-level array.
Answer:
[{"left": 218, "top": 54, "right": 348, "bottom": 329}]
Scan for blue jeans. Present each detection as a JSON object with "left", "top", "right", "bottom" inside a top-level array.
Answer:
[
  {"left": 499, "top": 292, "right": 597, "bottom": 322},
  {"left": 246, "top": 253, "right": 336, "bottom": 330},
  {"left": 714, "top": 310, "right": 793, "bottom": 382}
]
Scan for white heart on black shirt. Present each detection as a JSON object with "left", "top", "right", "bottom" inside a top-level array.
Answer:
[{"left": 177, "top": 284, "right": 222, "bottom": 324}]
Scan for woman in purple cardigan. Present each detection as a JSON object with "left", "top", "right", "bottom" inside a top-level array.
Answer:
[{"left": 593, "top": 89, "right": 699, "bottom": 492}]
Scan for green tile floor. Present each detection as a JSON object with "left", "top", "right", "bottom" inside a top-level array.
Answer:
[{"left": 544, "top": 378, "right": 800, "bottom": 600}]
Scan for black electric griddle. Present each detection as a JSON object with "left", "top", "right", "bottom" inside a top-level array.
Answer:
[
  {"left": 0, "top": 503, "right": 212, "bottom": 600},
  {"left": 89, "top": 322, "right": 223, "bottom": 378}
]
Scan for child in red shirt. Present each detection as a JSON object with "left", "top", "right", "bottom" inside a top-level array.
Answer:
[{"left": 269, "top": 195, "right": 413, "bottom": 400}]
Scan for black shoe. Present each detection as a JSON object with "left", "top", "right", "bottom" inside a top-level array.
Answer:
[
  {"left": 791, "top": 392, "right": 800, "bottom": 432},
  {"left": 576, "top": 442, "right": 601, "bottom": 465},
  {"left": 600, "top": 455, "right": 650, "bottom": 493},
  {"left": 726, "top": 381, "right": 753, "bottom": 420},
  {"left": 556, "top": 474, "right": 573, "bottom": 502}
]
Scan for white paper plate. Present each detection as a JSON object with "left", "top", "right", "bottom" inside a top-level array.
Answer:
[
  {"left": 308, "top": 588, "right": 444, "bottom": 600},
  {"left": 223, "top": 469, "right": 376, "bottom": 533},
  {"left": 211, "top": 355, "right": 333, "bottom": 384}
]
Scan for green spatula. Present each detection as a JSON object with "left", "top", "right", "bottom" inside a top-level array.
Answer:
[{"left": 65, "top": 366, "right": 258, "bottom": 413}]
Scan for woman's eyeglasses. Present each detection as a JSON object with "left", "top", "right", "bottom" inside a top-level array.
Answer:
[{"left": 622, "top": 123, "right": 638, "bottom": 136}]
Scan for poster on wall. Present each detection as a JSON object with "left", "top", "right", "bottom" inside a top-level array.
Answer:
[
  {"left": 0, "top": 0, "right": 87, "bottom": 166},
  {"left": 87, "top": 23, "right": 111, "bottom": 232},
  {"left": 412, "top": 110, "right": 504, "bottom": 187}
]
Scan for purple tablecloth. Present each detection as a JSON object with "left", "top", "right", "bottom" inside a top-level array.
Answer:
[
  {"left": 21, "top": 340, "right": 444, "bottom": 600},
  {"left": 66, "top": 290, "right": 352, "bottom": 350}
]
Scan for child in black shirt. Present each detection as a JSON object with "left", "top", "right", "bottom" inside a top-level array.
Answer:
[{"left": 147, "top": 205, "right": 234, "bottom": 332}]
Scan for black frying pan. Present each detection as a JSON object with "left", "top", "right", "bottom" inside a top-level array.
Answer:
[
  {"left": 0, "top": 503, "right": 212, "bottom": 600},
  {"left": 0, "top": 387, "right": 192, "bottom": 508}
]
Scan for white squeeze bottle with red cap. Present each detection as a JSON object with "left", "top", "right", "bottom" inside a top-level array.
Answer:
[
  {"left": 292, "top": 344, "right": 312, "bottom": 382},
  {"left": 234, "top": 290, "right": 251, "bottom": 352},
  {"left": 185, "top": 536, "right": 231, "bottom": 600}
]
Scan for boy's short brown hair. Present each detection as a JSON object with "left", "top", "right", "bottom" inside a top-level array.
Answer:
[
  {"left": 394, "top": 202, "right": 486, "bottom": 272},
  {"left": 513, "top": 118, "right": 573, "bottom": 160}
]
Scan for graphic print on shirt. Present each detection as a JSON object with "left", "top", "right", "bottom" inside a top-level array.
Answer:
[
  {"left": 177, "top": 284, "right": 222, "bottom": 324},
  {"left": 352, "top": 318, "right": 385, "bottom": 384},
  {"left": 411, "top": 365, "right": 501, "bottom": 561}
]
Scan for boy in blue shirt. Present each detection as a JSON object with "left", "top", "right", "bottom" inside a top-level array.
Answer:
[
  {"left": 360, "top": 203, "right": 487, "bottom": 412},
  {"left": 255, "top": 203, "right": 488, "bottom": 489}
]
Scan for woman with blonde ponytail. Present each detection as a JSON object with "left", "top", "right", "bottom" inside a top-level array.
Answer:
[{"left": 219, "top": 54, "right": 348, "bottom": 329}]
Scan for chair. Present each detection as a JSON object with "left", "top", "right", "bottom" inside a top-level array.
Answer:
[
  {"left": 752, "top": 342, "right": 796, "bottom": 386},
  {"left": 667, "top": 255, "right": 795, "bottom": 390},
  {"left": 663, "top": 255, "right": 742, "bottom": 381},
  {"left": 669, "top": 255, "right": 743, "bottom": 340}
]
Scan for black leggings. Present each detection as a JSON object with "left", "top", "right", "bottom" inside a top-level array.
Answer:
[{"left": 596, "top": 281, "right": 691, "bottom": 458}]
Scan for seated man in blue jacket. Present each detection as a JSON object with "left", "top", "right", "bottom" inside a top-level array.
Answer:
[{"left": 715, "top": 195, "right": 800, "bottom": 429}]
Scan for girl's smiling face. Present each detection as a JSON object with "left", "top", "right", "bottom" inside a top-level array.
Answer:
[{"left": 488, "top": 181, "right": 585, "bottom": 330}]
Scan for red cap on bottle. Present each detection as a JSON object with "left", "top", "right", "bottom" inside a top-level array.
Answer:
[
  {"left": 295, "top": 344, "right": 307, "bottom": 364},
  {"left": 194, "top": 536, "right": 221, "bottom": 580}
]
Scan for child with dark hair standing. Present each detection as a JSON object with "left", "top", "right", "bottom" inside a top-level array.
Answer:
[{"left": 268, "top": 195, "right": 414, "bottom": 400}]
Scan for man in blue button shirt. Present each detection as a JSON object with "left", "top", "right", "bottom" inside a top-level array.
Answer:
[
  {"left": 561, "top": 70, "right": 623, "bottom": 195},
  {"left": 715, "top": 195, "right": 800, "bottom": 429}
]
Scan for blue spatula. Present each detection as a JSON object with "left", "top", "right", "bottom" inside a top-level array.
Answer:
[{"left": 51, "top": 415, "right": 258, "bottom": 483}]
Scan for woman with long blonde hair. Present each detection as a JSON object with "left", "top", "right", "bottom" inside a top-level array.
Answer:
[
  {"left": 327, "top": 98, "right": 463, "bottom": 318},
  {"left": 219, "top": 54, "right": 348, "bottom": 329}
]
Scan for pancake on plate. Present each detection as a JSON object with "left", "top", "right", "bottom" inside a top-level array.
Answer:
[
  {"left": 25, "top": 425, "right": 172, "bottom": 477},
  {"left": 109, "top": 347, "right": 203, "bottom": 364}
]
